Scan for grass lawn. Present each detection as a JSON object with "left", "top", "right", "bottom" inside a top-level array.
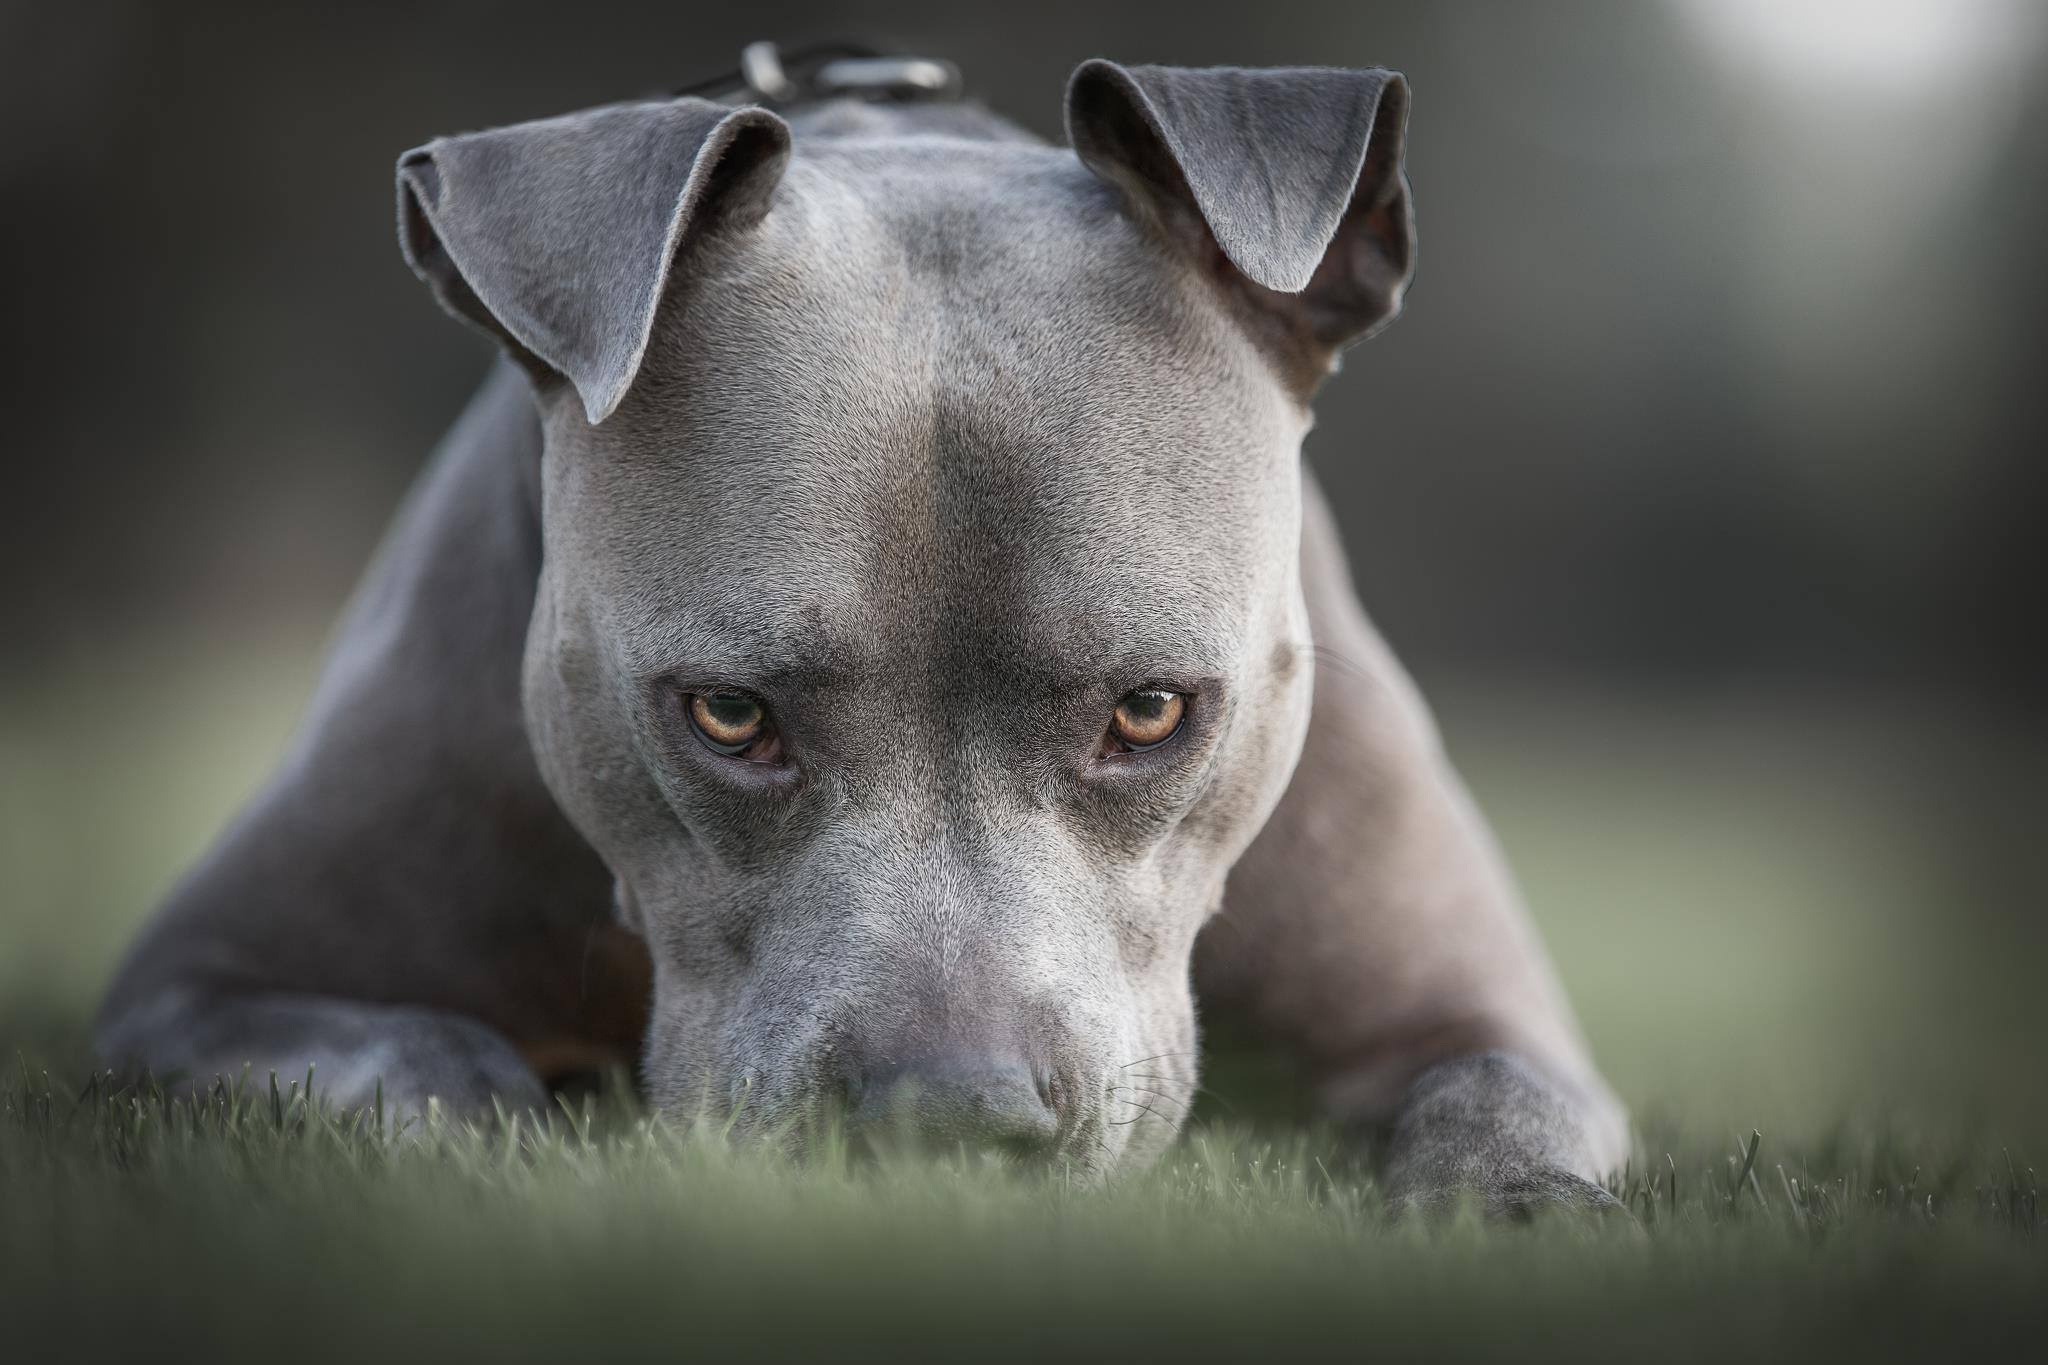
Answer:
[
  {"left": 2, "top": 1071, "right": 2041, "bottom": 1361},
  {"left": 3, "top": 634, "right": 2044, "bottom": 1359}
]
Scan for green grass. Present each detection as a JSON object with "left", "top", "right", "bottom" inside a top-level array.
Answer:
[
  {"left": 2, "top": 1067, "right": 2041, "bottom": 1362},
  {"left": 4, "top": 634, "right": 2046, "bottom": 1358}
]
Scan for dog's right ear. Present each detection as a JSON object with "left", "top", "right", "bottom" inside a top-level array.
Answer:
[{"left": 397, "top": 98, "right": 790, "bottom": 425}]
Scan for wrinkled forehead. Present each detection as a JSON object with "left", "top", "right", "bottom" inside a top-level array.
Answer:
[{"left": 544, "top": 141, "right": 1305, "bottom": 672}]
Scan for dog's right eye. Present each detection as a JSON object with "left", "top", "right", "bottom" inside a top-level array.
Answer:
[
  {"left": 1105, "top": 688, "right": 1188, "bottom": 754},
  {"left": 685, "top": 692, "right": 781, "bottom": 762}
]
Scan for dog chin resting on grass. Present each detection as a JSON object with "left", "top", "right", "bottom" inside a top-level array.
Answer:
[{"left": 96, "top": 53, "right": 1628, "bottom": 1215}]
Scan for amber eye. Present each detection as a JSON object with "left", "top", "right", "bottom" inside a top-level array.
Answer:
[
  {"left": 686, "top": 692, "right": 776, "bottom": 760},
  {"left": 1107, "top": 689, "right": 1187, "bottom": 753}
]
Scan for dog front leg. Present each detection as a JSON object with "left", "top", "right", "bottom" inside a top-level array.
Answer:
[
  {"left": 1199, "top": 472, "right": 1627, "bottom": 1215},
  {"left": 1377, "top": 1049, "right": 1624, "bottom": 1217},
  {"left": 96, "top": 985, "right": 548, "bottom": 1126}
]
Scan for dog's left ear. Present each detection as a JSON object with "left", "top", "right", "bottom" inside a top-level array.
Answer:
[{"left": 1066, "top": 61, "right": 1413, "bottom": 379}]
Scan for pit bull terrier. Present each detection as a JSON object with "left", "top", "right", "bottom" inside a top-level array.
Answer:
[{"left": 97, "top": 48, "right": 1628, "bottom": 1213}]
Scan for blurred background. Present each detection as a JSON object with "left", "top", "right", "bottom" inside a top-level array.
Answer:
[{"left": 3, "top": 0, "right": 2043, "bottom": 1139}]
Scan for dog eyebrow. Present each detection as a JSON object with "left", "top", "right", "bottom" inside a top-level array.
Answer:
[
  {"left": 619, "top": 609, "right": 861, "bottom": 694},
  {"left": 615, "top": 590, "right": 1245, "bottom": 697}
]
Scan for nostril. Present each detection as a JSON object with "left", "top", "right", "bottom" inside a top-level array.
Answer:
[{"left": 1031, "top": 1065, "right": 1055, "bottom": 1109}]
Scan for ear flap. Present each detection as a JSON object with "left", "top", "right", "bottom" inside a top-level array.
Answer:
[
  {"left": 398, "top": 98, "right": 790, "bottom": 424},
  {"left": 1066, "top": 61, "right": 1414, "bottom": 365}
]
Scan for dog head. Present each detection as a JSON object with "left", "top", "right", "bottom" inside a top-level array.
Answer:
[{"left": 397, "top": 61, "right": 1412, "bottom": 1173}]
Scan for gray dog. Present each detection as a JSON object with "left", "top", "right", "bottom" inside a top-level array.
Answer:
[{"left": 97, "top": 52, "right": 1627, "bottom": 1213}]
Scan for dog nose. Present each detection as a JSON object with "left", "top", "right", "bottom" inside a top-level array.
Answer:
[{"left": 848, "top": 1054, "right": 1059, "bottom": 1158}]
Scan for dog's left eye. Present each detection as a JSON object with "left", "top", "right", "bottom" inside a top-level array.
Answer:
[
  {"left": 685, "top": 692, "right": 782, "bottom": 762},
  {"left": 1105, "top": 689, "right": 1187, "bottom": 754}
]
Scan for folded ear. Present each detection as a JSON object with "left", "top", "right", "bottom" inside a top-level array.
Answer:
[
  {"left": 1066, "top": 61, "right": 1413, "bottom": 375},
  {"left": 397, "top": 98, "right": 790, "bottom": 424}
]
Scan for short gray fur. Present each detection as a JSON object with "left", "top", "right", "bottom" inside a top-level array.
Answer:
[{"left": 98, "top": 60, "right": 1627, "bottom": 1213}]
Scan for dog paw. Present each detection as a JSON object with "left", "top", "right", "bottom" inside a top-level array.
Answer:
[
  {"left": 1390, "top": 1166, "right": 1633, "bottom": 1225},
  {"left": 289, "top": 1011, "right": 550, "bottom": 1131}
]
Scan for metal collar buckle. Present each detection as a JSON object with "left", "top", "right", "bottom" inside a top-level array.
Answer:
[{"left": 708, "top": 40, "right": 962, "bottom": 107}]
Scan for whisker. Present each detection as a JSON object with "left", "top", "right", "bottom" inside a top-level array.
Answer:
[
  {"left": 1108, "top": 1098, "right": 1173, "bottom": 1128},
  {"left": 1311, "top": 644, "right": 1377, "bottom": 688},
  {"left": 1121, "top": 1074, "right": 1235, "bottom": 1112},
  {"left": 1119, "top": 1051, "right": 1196, "bottom": 1071},
  {"left": 1109, "top": 1084, "right": 1191, "bottom": 1114}
]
